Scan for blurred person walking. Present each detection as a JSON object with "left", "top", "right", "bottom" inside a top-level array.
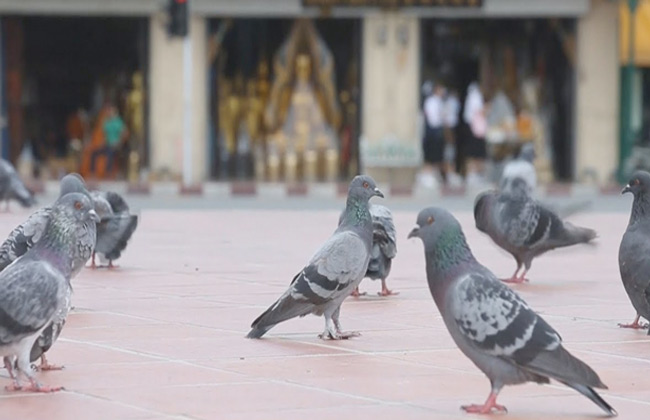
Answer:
[
  {"left": 462, "top": 82, "right": 488, "bottom": 187},
  {"left": 442, "top": 87, "right": 463, "bottom": 188},
  {"left": 417, "top": 81, "right": 445, "bottom": 190}
]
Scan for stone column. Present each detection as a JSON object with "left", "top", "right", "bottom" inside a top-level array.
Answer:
[
  {"left": 361, "top": 13, "right": 420, "bottom": 186},
  {"left": 149, "top": 12, "right": 208, "bottom": 183},
  {"left": 575, "top": 0, "right": 619, "bottom": 184}
]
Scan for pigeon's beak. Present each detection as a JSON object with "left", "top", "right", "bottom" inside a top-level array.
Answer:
[
  {"left": 373, "top": 187, "right": 384, "bottom": 198},
  {"left": 622, "top": 184, "right": 632, "bottom": 195},
  {"left": 88, "top": 209, "right": 100, "bottom": 223},
  {"left": 407, "top": 226, "right": 420, "bottom": 239}
]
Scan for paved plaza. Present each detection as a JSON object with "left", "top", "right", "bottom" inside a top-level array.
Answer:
[{"left": 0, "top": 194, "right": 648, "bottom": 419}]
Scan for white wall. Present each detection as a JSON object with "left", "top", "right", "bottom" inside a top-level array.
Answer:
[
  {"left": 149, "top": 12, "right": 208, "bottom": 183},
  {"left": 575, "top": 0, "right": 619, "bottom": 183}
]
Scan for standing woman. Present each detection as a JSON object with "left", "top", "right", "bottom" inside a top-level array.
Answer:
[
  {"left": 417, "top": 81, "right": 445, "bottom": 190},
  {"left": 462, "top": 82, "right": 488, "bottom": 187}
]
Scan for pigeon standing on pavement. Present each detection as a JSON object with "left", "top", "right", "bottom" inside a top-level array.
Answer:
[
  {"left": 474, "top": 186, "right": 597, "bottom": 283},
  {"left": 500, "top": 143, "right": 537, "bottom": 196},
  {"left": 0, "top": 173, "right": 97, "bottom": 371},
  {"left": 408, "top": 207, "right": 616, "bottom": 416},
  {"left": 247, "top": 175, "right": 383, "bottom": 339},
  {"left": 618, "top": 171, "right": 650, "bottom": 331},
  {"left": 89, "top": 190, "right": 138, "bottom": 268},
  {"left": 0, "top": 192, "right": 99, "bottom": 392},
  {"left": 0, "top": 158, "right": 36, "bottom": 211},
  {"left": 349, "top": 204, "right": 398, "bottom": 297}
]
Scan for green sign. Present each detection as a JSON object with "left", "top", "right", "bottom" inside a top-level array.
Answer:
[{"left": 302, "top": 0, "right": 482, "bottom": 7}]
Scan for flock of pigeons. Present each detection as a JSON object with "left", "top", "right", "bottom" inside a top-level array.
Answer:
[
  {"left": 2, "top": 146, "right": 650, "bottom": 416},
  {"left": 245, "top": 147, "right": 650, "bottom": 416},
  {"left": 0, "top": 162, "right": 138, "bottom": 393}
]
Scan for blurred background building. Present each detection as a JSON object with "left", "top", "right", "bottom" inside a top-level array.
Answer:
[{"left": 0, "top": 0, "right": 625, "bottom": 187}]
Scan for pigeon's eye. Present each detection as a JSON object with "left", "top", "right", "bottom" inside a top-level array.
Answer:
[
  {"left": 362, "top": 181, "right": 369, "bottom": 189},
  {"left": 427, "top": 216, "right": 434, "bottom": 225},
  {"left": 74, "top": 201, "right": 83, "bottom": 210}
]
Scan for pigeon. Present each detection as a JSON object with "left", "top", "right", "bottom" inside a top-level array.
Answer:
[
  {"left": 247, "top": 175, "right": 383, "bottom": 339},
  {"left": 0, "top": 173, "right": 96, "bottom": 371},
  {"left": 474, "top": 186, "right": 597, "bottom": 283},
  {"left": 0, "top": 158, "right": 36, "bottom": 211},
  {"left": 618, "top": 170, "right": 650, "bottom": 331},
  {"left": 0, "top": 173, "right": 92, "bottom": 275},
  {"left": 89, "top": 190, "right": 138, "bottom": 268},
  {"left": 347, "top": 204, "right": 398, "bottom": 297},
  {"left": 408, "top": 207, "right": 616, "bottom": 416},
  {"left": 0, "top": 192, "right": 99, "bottom": 392},
  {"left": 500, "top": 143, "right": 537, "bottom": 196}
]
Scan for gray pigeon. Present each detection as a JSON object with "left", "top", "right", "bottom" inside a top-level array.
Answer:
[
  {"left": 408, "top": 207, "right": 616, "bottom": 416},
  {"left": 89, "top": 190, "right": 138, "bottom": 268},
  {"left": 247, "top": 175, "right": 383, "bottom": 339},
  {"left": 0, "top": 192, "right": 99, "bottom": 392},
  {"left": 500, "top": 143, "right": 537, "bottom": 196},
  {"left": 619, "top": 170, "right": 650, "bottom": 331},
  {"left": 474, "top": 186, "right": 597, "bottom": 283},
  {"left": 0, "top": 173, "right": 96, "bottom": 371},
  {"left": 0, "top": 158, "right": 36, "bottom": 211},
  {"left": 347, "top": 204, "right": 397, "bottom": 297},
  {"left": 0, "top": 173, "right": 93, "bottom": 275}
]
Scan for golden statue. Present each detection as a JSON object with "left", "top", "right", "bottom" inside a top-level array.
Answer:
[
  {"left": 265, "top": 19, "right": 341, "bottom": 182},
  {"left": 125, "top": 71, "right": 145, "bottom": 182}
]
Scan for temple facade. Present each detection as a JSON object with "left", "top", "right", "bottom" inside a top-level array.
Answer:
[{"left": 0, "top": 0, "right": 619, "bottom": 185}]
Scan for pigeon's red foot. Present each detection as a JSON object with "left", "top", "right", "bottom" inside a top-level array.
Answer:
[
  {"left": 378, "top": 288, "right": 399, "bottom": 297},
  {"left": 107, "top": 261, "right": 120, "bottom": 269},
  {"left": 461, "top": 403, "right": 507, "bottom": 414},
  {"left": 461, "top": 391, "right": 507, "bottom": 414},
  {"left": 35, "top": 355, "right": 63, "bottom": 371},
  {"left": 21, "top": 379, "right": 64, "bottom": 393},
  {"left": 4, "top": 383, "right": 22, "bottom": 392},
  {"left": 318, "top": 330, "right": 361, "bottom": 340},
  {"left": 350, "top": 288, "right": 366, "bottom": 298},
  {"left": 501, "top": 276, "right": 529, "bottom": 284},
  {"left": 618, "top": 315, "right": 648, "bottom": 329}
]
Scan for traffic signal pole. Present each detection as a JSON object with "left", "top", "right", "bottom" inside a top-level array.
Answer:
[{"left": 182, "top": 29, "right": 192, "bottom": 188}]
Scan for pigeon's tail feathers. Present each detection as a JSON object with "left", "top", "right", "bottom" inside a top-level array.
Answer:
[
  {"left": 554, "top": 199, "right": 593, "bottom": 219},
  {"left": 247, "top": 293, "right": 314, "bottom": 339},
  {"left": 563, "top": 222, "right": 598, "bottom": 246},
  {"left": 524, "top": 346, "right": 607, "bottom": 390},
  {"left": 561, "top": 382, "right": 617, "bottom": 417}
]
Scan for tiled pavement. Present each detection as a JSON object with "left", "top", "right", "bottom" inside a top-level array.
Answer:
[{"left": 0, "top": 208, "right": 648, "bottom": 419}]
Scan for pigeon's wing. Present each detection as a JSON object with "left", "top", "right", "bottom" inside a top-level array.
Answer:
[
  {"left": 0, "top": 207, "right": 51, "bottom": 271},
  {"left": 452, "top": 271, "right": 606, "bottom": 389},
  {"left": 103, "top": 190, "right": 130, "bottom": 213},
  {"left": 0, "top": 260, "right": 63, "bottom": 345},
  {"left": 620, "top": 227, "right": 650, "bottom": 311},
  {"left": 248, "top": 230, "right": 368, "bottom": 338},
  {"left": 370, "top": 204, "right": 397, "bottom": 258},
  {"left": 295, "top": 230, "right": 369, "bottom": 302},
  {"left": 90, "top": 191, "right": 114, "bottom": 219},
  {"left": 496, "top": 193, "right": 541, "bottom": 247},
  {"left": 452, "top": 271, "right": 561, "bottom": 364}
]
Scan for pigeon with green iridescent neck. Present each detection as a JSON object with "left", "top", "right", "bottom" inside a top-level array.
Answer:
[
  {"left": 247, "top": 175, "right": 383, "bottom": 340},
  {"left": 0, "top": 192, "right": 99, "bottom": 393},
  {"left": 0, "top": 173, "right": 93, "bottom": 275},
  {"left": 408, "top": 207, "right": 615, "bottom": 416},
  {"left": 0, "top": 173, "right": 96, "bottom": 372}
]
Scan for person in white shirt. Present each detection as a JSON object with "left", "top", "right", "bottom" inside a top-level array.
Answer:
[
  {"left": 442, "top": 88, "right": 463, "bottom": 187},
  {"left": 462, "top": 81, "right": 488, "bottom": 187},
  {"left": 418, "top": 82, "right": 445, "bottom": 189}
]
